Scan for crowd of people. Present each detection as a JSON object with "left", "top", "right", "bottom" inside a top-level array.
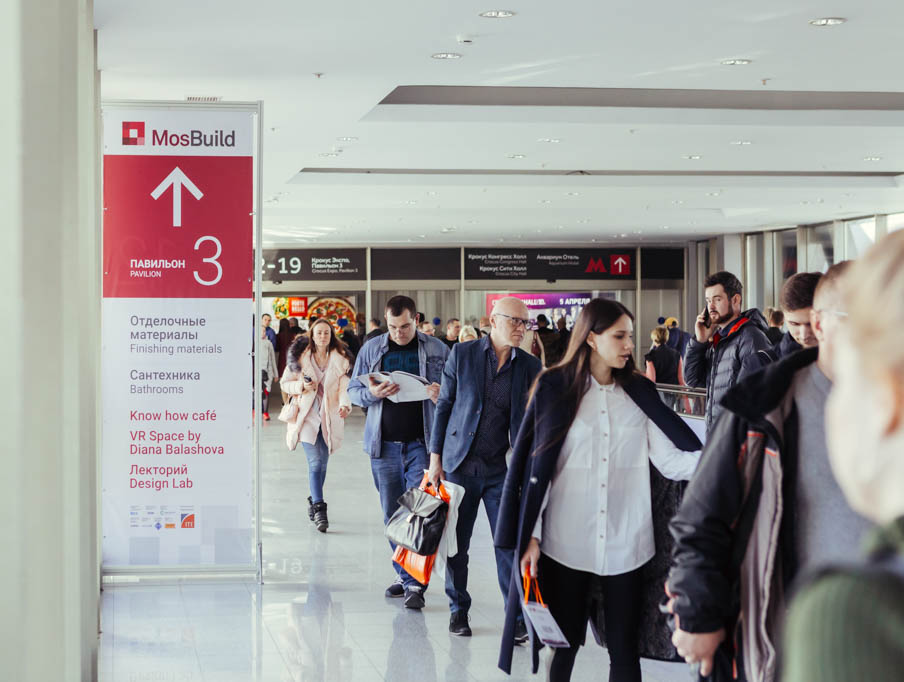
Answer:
[{"left": 254, "top": 231, "right": 904, "bottom": 682}]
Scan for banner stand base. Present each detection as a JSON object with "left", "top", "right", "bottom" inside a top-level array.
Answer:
[{"left": 102, "top": 565, "right": 258, "bottom": 587}]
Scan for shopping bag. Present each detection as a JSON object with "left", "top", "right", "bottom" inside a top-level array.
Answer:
[
  {"left": 384, "top": 478, "right": 449, "bottom": 555},
  {"left": 521, "top": 570, "right": 570, "bottom": 648},
  {"left": 392, "top": 546, "right": 436, "bottom": 585},
  {"left": 390, "top": 476, "right": 451, "bottom": 586}
]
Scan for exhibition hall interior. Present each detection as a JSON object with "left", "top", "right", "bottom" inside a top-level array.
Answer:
[{"left": 5, "top": 1, "right": 904, "bottom": 681}]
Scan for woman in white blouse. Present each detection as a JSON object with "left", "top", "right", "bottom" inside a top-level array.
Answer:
[{"left": 500, "top": 299, "right": 701, "bottom": 682}]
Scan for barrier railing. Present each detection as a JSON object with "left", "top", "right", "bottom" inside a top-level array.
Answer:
[{"left": 655, "top": 383, "right": 706, "bottom": 420}]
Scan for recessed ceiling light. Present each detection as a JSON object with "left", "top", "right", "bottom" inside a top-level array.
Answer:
[
  {"left": 480, "top": 10, "right": 516, "bottom": 18},
  {"left": 577, "top": 219, "right": 590, "bottom": 224},
  {"left": 336, "top": 136, "right": 358, "bottom": 142},
  {"left": 863, "top": 156, "right": 882, "bottom": 162},
  {"left": 556, "top": 225, "right": 565, "bottom": 230},
  {"left": 537, "top": 138, "right": 561, "bottom": 143},
  {"left": 405, "top": 200, "right": 417, "bottom": 205},
  {"left": 620, "top": 233, "right": 628, "bottom": 238},
  {"left": 721, "top": 58, "right": 752, "bottom": 66},
  {"left": 672, "top": 200, "right": 685, "bottom": 205},
  {"left": 707, "top": 191, "right": 721, "bottom": 197},
  {"left": 662, "top": 225, "right": 671, "bottom": 230},
  {"left": 539, "top": 199, "right": 551, "bottom": 204},
  {"left": 633, "top": 230, "right": 643, "bottom": 234},
  {"left": 440, "top": 227, "right": 456, "bottom": 233},
  {"left": 810, "top": 17, "right": 846, "bottom": 27},
  {"left": 730, "top": 140, "right": 753, "bottom": 146},
  {"left": 566, "top": 192, "right": 580, "bottom": 197},
  {"left": 432, "top": 52, "right": 462, "bottom": 60},
  {"left": 319, "top": 152, "right": 339, "bottom": 157},
  {"left": 507, "top": 154, "right": 526, "bottom": 159},
  {"left": 426, "top": 191, "right": 438, "bottom": 196},
  {"left": 683, "top": 155, "right": 702, "bottom": 160}
]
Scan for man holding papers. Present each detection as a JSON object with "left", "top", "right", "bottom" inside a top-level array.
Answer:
[{"left": 349, "top": 295, "right": 449, "bottom": 609}]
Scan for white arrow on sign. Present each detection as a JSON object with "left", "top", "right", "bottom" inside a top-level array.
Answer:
[
  {"left": 150, "top": 166, "right": 203, "bottom": 227},
  {"left": 613, "top": 256, "right": 629, "bottom": 274}
]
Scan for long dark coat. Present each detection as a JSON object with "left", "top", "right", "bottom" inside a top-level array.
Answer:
[{"left": 494, "top": 370, "right": 702, "bottom": 674}]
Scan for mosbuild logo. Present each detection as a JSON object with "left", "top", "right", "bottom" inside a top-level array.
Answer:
[{"left": 150, "top": 128, "right": 236, "bottom": 147}]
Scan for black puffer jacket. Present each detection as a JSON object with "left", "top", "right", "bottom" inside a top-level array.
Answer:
[
  {"left": 737, "top": 331, "right": 802, "bottom": 382},
  {"left": 684, "top": 309, "right": 771, "bottom": 430}
]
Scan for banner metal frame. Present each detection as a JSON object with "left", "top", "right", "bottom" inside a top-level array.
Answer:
[{"left": 99, "top": 99, "right": 263, "bottom": 583}]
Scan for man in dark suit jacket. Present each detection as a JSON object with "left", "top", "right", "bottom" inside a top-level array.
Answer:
[{"left": 428, "top": 296, "right": 543, "bottom": 639}]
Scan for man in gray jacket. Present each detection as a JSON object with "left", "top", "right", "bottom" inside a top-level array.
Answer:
[{"left": 684, "top": 271, "right": 771, "bottom": 431}]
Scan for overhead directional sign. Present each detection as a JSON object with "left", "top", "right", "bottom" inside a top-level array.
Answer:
[
  {"left": 150, "top": 166, "right": 204, "bottom": 227},
  {"left": 465, "top": 248, "right": 634, "bottom": 280}
]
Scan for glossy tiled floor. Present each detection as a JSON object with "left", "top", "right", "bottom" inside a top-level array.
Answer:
[{"left": 100, "top": 410, "right": 688, "bottom": 681}]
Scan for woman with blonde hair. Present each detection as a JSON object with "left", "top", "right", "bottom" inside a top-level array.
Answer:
[
  {"left": 458, "top": 325, "right": 478, "bottom": 343},
  {"left": 281, "top": 318, "right": 353, "bottom": 532},
  {"left": 782, "top": 230, "right": 904, "bottom": 681}
]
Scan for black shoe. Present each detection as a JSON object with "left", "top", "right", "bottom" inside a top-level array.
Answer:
[
  {"left": 513, "top": 618, "right": 529, "bottom": 645},
  {"left": 449, "top": 610, "right": 472, "bottom": 637},
  {"left": 403, "top": 587, "right": 425, "bottom": 610},
  {"left": 312, "top": 501, "right": 328, "bottom": 533},
  {"left": 307, "top": 496, "right": 315, "bottom": 523},
  {"left": 385, "top": 577, "right": 405, "bottom": 598}
]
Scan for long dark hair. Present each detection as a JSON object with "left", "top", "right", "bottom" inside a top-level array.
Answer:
[
  {"left": 303, "top": 318, "right": 351, "bottom": 361},
  {"left": 529, "top": 298, "right": 637, "bottom": 456}
]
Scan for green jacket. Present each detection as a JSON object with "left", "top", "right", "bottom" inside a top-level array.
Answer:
[{"left": 782, "top": 516, "right": 904, "bottom": 681}]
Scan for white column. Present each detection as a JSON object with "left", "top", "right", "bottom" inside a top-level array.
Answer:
[{"left": 0, "top": 1, "right": 100, "bottom": 680}]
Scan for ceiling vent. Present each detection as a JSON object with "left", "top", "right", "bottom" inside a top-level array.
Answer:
[{"left": 185, "top": 96, "right": 222, "bottom": 103}]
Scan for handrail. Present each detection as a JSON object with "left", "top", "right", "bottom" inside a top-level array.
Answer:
[{"left": 654, "top": 383, "right": 706, "bottom": 420}]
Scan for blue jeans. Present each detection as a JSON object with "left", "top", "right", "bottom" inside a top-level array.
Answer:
[
  {"left": 443, "top": 469, "right": 514, "bottom": 614},
  {"left": 301, "top": 431, "right": 329, "bottom": 503},
  {"left": 371, "top": 440, "right": 429, "bottom": 590}
]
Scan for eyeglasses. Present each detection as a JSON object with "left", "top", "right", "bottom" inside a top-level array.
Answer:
[{"left": 493, "top": 312, "right": 530, "bottom": 328}]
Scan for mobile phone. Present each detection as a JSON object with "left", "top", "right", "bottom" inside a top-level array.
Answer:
[
  {"left": 702, "top": 307, "right": 711, "bottom": 328},
  {"left": 303, "top": 375, "right": 313, "bottom": 384}
]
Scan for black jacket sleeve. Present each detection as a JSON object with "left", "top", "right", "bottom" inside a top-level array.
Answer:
[
  {"left": 683, "top": 338, "right": 710, "bottom": 389},
  {"left": 667, "top": 410, "right": 747, "bottom": 633},
  {"left": 494, "top": 381, "right": 538, "bottom": 551}
]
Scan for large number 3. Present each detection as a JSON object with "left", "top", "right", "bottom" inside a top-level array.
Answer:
[{"left": 193, "top": 236, "right": 222, "bottom": 286}]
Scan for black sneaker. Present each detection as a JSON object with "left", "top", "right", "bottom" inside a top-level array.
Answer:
[
  {"left": 403, "top": 587, "right": 425, "bottom": 610},
  {"left": 513, "top": 618, "right": 529, "bottom": 644},
  {"left": 449, "top": 610, "right": 472, "bottom": 637},
  {"left": 384, "top": 576, "right": 405, "bottom": 598}
]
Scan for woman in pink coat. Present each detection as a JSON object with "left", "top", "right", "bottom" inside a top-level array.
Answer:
[{"left": 281, "top": 318, "right": 353, "bottom": 532}]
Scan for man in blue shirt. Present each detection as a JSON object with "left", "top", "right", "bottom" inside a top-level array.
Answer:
[
  {"left": 349, "top": 295, "right": 449, "bottom": 610},
  {"left": 427, "top": 296, "right": 542, "bottom": 639}
]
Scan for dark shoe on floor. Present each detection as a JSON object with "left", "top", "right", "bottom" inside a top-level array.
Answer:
[
  {"left": 513, "top": 618, "right": 529, "bottom": 645},
  {"left": 384, "top": 576, "right": 405, "bottom": 598},
  {"left": 403, "top": 587, "right": 425, "bottom": 610},
  {"left": 449, "top": 610, "right": 472, "bottom": 637},
  {"left": 312, "top": 501, "right": 328, "bottom": 532},
  {"left": 307, "top": 496, "right": 315, "bottom": 523}
]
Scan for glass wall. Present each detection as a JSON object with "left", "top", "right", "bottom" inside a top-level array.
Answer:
[
  {"left": 806, "top": 222, "right": 834, "bottom": 272},
  {"left": 844, "top": 217, "right": 877, "bottom": 259},
  {"left": 776, "top": 229, "right": 797, "bottom": 282},
  {"left": 745, "top": 233, "right": 765, "bottom": 312}
]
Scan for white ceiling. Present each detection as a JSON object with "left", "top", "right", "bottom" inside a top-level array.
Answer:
[{"left": 94, "top": 0, "right": 904, "bottom": 246}]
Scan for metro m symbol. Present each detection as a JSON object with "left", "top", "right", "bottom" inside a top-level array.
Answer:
[{"left": 585, "top": 257, "right": 607, "bottom": 274}]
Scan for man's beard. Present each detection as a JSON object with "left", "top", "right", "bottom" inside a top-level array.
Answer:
[{"left": 712, "top": 310, "right": 734, "bottom": 326}]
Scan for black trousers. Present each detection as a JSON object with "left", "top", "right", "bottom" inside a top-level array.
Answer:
[{"left": 538, "top": 553, "right": 643, "bottom": 682}]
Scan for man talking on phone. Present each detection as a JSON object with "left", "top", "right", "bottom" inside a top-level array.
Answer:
[
  {"left": 684, "top": 271, "right": 771, "bottom": 432},
  {"left": 348, "top": 295, "right": 448, "bottom": 609}
]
